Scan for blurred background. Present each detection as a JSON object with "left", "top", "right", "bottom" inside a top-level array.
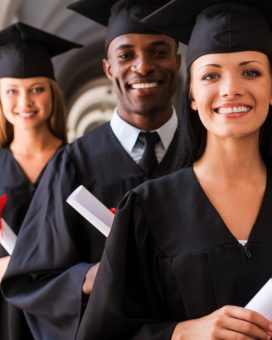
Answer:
[{"left": 0, "top": 0, "right": 185, "bottom": 142}]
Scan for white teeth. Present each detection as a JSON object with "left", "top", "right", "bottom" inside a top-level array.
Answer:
[
  {"left": 131, "top": 82, "right": 158, "bottom": 89},
  {"left": 17, "top": 112, "right": 36, "bottom": 117},
  {"left": 216, "top": 106, "right": 251, "bottom": 114}
]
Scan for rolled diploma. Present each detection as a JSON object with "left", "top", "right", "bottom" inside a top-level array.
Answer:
[
  {"left": 0, "top": 218, "right": 17, "bottom": 255},
  {"left": 245, "top": 278, "right": 272, "bottom": 320}
]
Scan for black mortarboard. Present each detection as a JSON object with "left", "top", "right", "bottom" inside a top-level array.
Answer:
[
  {"left": 67, "top": 0, "right": 170, "bottom": 50},
  {"left": 140, "top": 0, "right": 272, "bottom": 68},
  {"left": 0, "top": 22, "right": 82, "bottom": 79}
]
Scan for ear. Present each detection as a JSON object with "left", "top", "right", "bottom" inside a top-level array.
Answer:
[
  {"left": 176, "top": 54, "right": 181, "bottom": 70},
  {"left": 103, "top": 59, "right": 113, "bottom": 81},
  {"left": 190, "top": 91, "right": 198, "bottom": 111},
  {"left": 190, "top": 99, "right": 198, "bottom": 111},
  {"left": 270, "top": 86, "right": 272, "bottom": 106}
]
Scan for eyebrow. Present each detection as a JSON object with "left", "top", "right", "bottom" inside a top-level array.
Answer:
[
  {"left": 199, "top": 60, "right": 264, "bottom": 69},
  {"left": 115, "top": 40, "right": 172, "bottom": 51},
  {"left": 239, "top": 60, "right": 263, "bottom": 66},
  {"left": 3, "top": 82, "right": 45, "bottom": 87}
]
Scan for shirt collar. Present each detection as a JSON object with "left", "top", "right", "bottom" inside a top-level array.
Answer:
[
  {"left": 110, "top": 109, "right": 141, "bottom": 152},
  {"left": 156, "top": 108, "right": 178, "bottom": 150},
  {"left": 110, "top": 107, "right": 178, "bottom": 152}
]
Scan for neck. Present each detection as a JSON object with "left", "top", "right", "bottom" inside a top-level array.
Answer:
[
  {"left": 194, "top": 133, "right": 266, "bottom": 182},
  {"left": 11, "top": 126, "right": 61, "bottom": 156},
  {"left": 117, "top": 105, "right": 173, "bottom": 131}
]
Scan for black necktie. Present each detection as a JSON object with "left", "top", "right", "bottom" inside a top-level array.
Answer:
[{"left": 138, "top": 132, "right": 160, "bottom": 178}]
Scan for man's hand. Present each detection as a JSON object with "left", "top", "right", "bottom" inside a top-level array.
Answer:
[{"left": 82, "top": 262, "right": 100, "bottom": 295}]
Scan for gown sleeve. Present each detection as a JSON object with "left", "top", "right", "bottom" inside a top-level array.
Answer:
[
  {"left": 1, "top": 147, "right": 105, "bottom": 340},
  {"left": 76, "top": 190, "right": 178, "bottom": 340}
]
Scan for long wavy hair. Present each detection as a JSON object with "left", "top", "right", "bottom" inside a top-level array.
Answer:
[
  {"left": 177, "top": 72, "right": 272, "bottom": 168},
  {"left": 0, "top": 78, "right": 67, "bottom": 148}
]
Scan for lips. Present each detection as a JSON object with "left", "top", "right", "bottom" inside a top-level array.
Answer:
[
  {"left": 16, "top": 111, "right": 37, "bottom": 118},
  {"left": 215, "top": 105, "right": 252, "bottom": 114}
]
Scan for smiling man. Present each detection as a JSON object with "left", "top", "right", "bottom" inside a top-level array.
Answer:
[
  {"left": 1, "top": 1, "right": 181, "bottom": 339},
  {"left": 103, "top": 33, "right": 179, "bottom": 132}
]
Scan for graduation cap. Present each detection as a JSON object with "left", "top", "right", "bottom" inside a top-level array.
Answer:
[
  {"left": 0, "top": 22, "right": 82, "bottom": 79},
  {"left": 140, "top": 0, "right": 272, "bottom": 68},
  {"left": 67, "top": 0, "right": 170, "bottom": 50}
]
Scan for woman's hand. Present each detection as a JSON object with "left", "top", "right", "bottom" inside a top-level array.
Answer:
[
  {"left": 82, "top": 262, "right": 100, "bottom": 295},
  {"left": 0, "top": 256, "right": 10, "bottom": 282},
  {"left": 171, "top": 305, "right": 272, "bottom": 339}
]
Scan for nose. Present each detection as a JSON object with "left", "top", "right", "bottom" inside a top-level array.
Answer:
[
  {"left": 131, "top": 54, "right": 155, "bottom": 76},
  {"left": 219, "top": 74, "right": 243, "bottom": 98},
  {"left": 18, "top": 91, "right": 33, "bottom": 108}
]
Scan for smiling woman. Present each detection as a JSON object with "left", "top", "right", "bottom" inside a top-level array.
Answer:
[
  {"left": 190, "top": 51, "right": 272, "bottom": 140},
  {"left": 0, "top": 22, "right": 80, "bottom": 340}
]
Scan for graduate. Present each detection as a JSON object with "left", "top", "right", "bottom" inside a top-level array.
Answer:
[
  {"left": 1, "top": 1, "right": 181, "bottom": 339},
  {"left": 72, "top": 1, "right": 272, "bottom": 339},
  {"left": 0, "top": 22, "right": 80, "bottom": 340}
]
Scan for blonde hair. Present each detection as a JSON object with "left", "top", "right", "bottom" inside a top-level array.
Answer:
[{"left": 0, "top": 78, "right": 68, "bottom": 148}]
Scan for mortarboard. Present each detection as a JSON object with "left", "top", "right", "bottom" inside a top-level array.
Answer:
[
  {"left": 140, "top": 0, "right": 272, "bottom": 68},
  {"left": 0, "top": 22, "right": 82, "bottom": 79},
  {"left": 67, "top": 0, "right": 170, "bottom": 50}
]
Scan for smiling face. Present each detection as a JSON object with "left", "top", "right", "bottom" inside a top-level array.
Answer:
[
  {"left": 0, "top": 77, "right": 52, "bottom": 134},
  {"left": 190, "top": 51, "right": 272, "bottom": 140},
  {"left": 103, "top": 33, "right": 180, "bottom": 128}
]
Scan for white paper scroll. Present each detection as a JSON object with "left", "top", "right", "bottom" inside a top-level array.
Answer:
[
  {"left": 246, "top": 278, "right": 272, "bottom": 321},
  {"left": 0, "top": 219, "right": 17, "bottom": 255},
  {"left": 66, "top": 185, "right": 114, "bottom": 237}
]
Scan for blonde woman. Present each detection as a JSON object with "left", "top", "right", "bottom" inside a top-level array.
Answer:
[{"left": 0, "top": 22, "right": 80, "bottom": 340}]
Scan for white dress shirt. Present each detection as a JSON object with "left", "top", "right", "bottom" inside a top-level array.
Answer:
[{"left": 110, "top": 108, "right": 178, "bottom": 164}]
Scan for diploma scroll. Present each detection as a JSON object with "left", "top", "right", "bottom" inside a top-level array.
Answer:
[
  {"left": 0, "top": 218, "right": 17, "bottom": 255},
  {"left": 245, "top": 278, "right": 272, "bottom": 321},
  {"left": 66, "top": 185, "right": 114, "bottom": 237}
]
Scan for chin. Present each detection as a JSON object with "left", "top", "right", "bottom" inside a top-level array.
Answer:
[{"left": 132, "top": 105, "right": 161, "bottom": 117}]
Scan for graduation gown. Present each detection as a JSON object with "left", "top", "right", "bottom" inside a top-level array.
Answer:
[
  {"left": 1, "top": 122, "right": 180, "bottom": 340},
  {"left": 0, "top": 148, "right": 46, "bottom": 340},
  {"left": 75, "top": 167, "right": 272, "bottom": 340}
]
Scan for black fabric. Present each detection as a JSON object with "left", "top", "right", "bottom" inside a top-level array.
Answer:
[
  {"left": 67, "top": 0, "right": 168, "bottom": 50},
  {"left": 75, "top": 167, "right": 272, "bottom": 340},
  {"left": 0, "top": 22, "right": 81, "bottom": 79},
  {"left": 0, "top": 147, "right": 62, "bottom": 340},
  {"left": 140, "top": 1, "right": 272, "bottom": 68},
  {"left": 138, "top": 132, "right": 160, "bottom": 178},
  {"left": 1, "top": 122, "right": 180, "bottom": 340}
]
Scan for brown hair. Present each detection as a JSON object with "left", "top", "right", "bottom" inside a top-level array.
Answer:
[{"left": 0, "top": 78, "right": 67, "bottom": 148}]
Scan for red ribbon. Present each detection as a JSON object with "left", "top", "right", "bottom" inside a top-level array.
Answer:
[
  {"left": 110, "top": 207, "right": 117, "bottom": 215},
  {"left": 0, "top": 193, "right": 7, "bottom": 239}
]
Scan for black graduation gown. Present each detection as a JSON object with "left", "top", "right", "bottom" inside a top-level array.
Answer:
[
  {"left": 75, "top": 167, "right": 272, "bottom": 340},
  {"left": 0, "top": 148, "right": 45, "bottom": 340},
  {"left": 1, "top": 122, "right": 180, "bottom": 340}
]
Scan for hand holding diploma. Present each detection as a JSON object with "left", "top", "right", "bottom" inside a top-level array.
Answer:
[
  {"left": 171, "top": 305, "right": 272, "bottom": 339},
  {"left": 172, "top": 280, "right": 272, "bottom": 340}
]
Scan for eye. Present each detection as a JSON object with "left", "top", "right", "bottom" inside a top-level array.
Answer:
[
  {"left": 201, "top": 73, "right": 220, "bottom": 81},
  {"left": 118, "top": 51, "right": 133, "bottom": 60},
  {"left": 31, "top": 86, "right": 45, "bottom": 94},
  {"left": 6, "top": 88, "right": 17, "bottom": 96},
  {"left": 242, "top": 69, "right": 261, "bottom": 78},
  {"left": 153, "top": 48, "right": 170, "bottom": 58}
]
